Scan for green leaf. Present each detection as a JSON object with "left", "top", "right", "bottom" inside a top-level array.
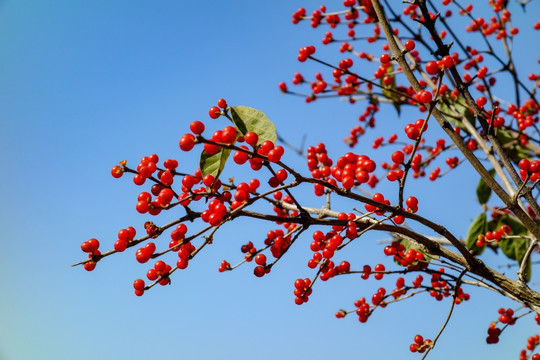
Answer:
[
  {"left": 499, "top": 236, "right": 530, "bottom": 283},
  {"left": 466, "top": 212, "right": 488, "bottom": 255},
  {"left": 496, "top": 129, "right": 531, "bottom": 163},
  {"left": 380, "top": 65, "right": 401, "bottom": 115},
  {"left": 496, "top": 214, "right": 528, "bottom": 236},
  {"left": 200, "top": 148, "right": 232, "bottom": 179},
  {"left": 524, "top": 258, "right": 532, "bottom": 283},
  {"left": 476, "top": 169, "right": 495, "bottom": 205},
  {"left": 400, "top": 237, "right": 437, "bottom": 262},
  {"left": 437, "top": 96, "right": 475, "bottom": 132},
  {"left": 495, "top": 214, "right": 531, "bottom": 282},
  {"left": 499, "top": 237, "right": 528, "bottom": 261},
  {"left": 199, "top": 105, "right": 276, "bottom": 181},
  {"left": 230, "top": 106, "right": 277, "bottom": 145}
]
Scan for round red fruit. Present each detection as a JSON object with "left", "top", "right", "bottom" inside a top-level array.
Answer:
[
  {"left": 425, "top": 61, "right": 439, "bottom": 75},
  {"left": 133, "top": 279, "right": 145, "bottom": 291},
  {"left": 244, "top": 131, "right": 259, "bottom": 147},
  {"left": 255, "top": 254, "right": 267, "bottom": 265},
  {"left": 209, "top": 106, "right": 221, "bottom": 119},
  {"left": 179, "top": 134, "right": 196, "bottom": 151},
  {"left": 217, "top": 98, "right": 227, "bottom": 109},
  {"left": 111, "top": 165, "right": 124, "bottom": 178},
  {"left": 190, "top": 121, "right": 205, "bottom": 135},
  {"left": 391, "top": 151, "right": 405, "bottom": 164},
  {"left": 404, "top": 40, "right": 415, "bottom": 51}
]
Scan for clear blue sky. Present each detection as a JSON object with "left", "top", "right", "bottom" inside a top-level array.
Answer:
[{"left": 1, "top": 1, "right": 539, "bottom": 359}]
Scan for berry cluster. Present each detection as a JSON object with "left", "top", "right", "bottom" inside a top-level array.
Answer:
[
  {"left": 293, "top": 278, "right": 313, "bottom": 305},
  {"left": 114, "top": 226, "right": 137, "bottom": 252},
  {"left": 409, "top": 334, "right": 432, "bottom": 354},
  {"left": 475, "top": 224, "right": 512, "bottom": 247},
  {"left": 383, "top": 241, "right": 427, "bottom": 268},
  {"left": 519, "top": 159, "right": 540, "bottom": 182},
  {"left": 519, "top": 335, "right": 540, "bottom": 360},
  {"left": 80, "top": 238, "right": 100, "bottom": 271},
  {"left": 498, "top": 307, "right": 517, "bottom": 325}
]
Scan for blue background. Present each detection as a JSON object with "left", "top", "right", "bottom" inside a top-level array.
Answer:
[{"left": 1, "top": 1, "right": 539, "bottom": 359}]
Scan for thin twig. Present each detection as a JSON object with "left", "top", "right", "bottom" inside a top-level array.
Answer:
[{"left": 421, "top": 269, "right": 467, "bottom": 359}]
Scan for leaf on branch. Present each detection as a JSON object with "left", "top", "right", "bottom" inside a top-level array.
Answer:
[
  {"left": 524, "top": 258, "right": 532, "bottom": 283},
  {"left": 398, "top": 237, "right": 438, "bottom": 262},
  {"left": 380, "top": 65, "right": 401, "bottom": 115},
  {"left": 499, "top": 236, "right": 531, "bottom": 282},
  {"left": 499, "top": 237, "right": 527, "bottom": 261},
  {"left": 200, "top": 148, "right": 232, "bottom": 179},
  {"left": 496, "top": 214, "right": 528, "bottom": 236},
  {"left": 230, "top": 106, "right": 277, "bottom": 145},
  {"left": 497, "top": 214, "right": 531, "bottom": 280},
  {"left": 495, "top": 128, "right": 531, "bottom": 163},
  {"left": 476, "top": 169, "right": 495, "bottom": 205},
  {"left": 199, "top": 106, "right": 276, "bottom": 180},
  {"left": 437, "top": 95, "right": 475, "bottom": 132},
  {"left": 466, "top": 212, "right": 488, "bottom": 255}
]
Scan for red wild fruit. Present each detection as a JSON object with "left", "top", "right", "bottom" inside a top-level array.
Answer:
[
  {"left": 217, "top": 98, "right": 227, "bottom": 109},
  {"left": 179, "top": 134, "right": 196, "bottom": 151},
  {"left": 209, "top": 106, "right": 221, "bottom": 119},
  {"left": 425, "top": 61, "right": 439, "bottom": 75},
  {"left": 244, "top": 131, "right": 259, "bottom": 147},
  {"left": 416, "top": 90, "right": 433, "bottom": 104},
  {"left": 404, "top": 40, "right": 415, "bottom": 51},
  {"left": 190, "top": 121, "right": 205, "bottom": 135}
]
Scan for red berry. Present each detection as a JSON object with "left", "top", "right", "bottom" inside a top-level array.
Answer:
[
  {"left": 254, "top": 266, "right": 265, "bottom": 277},
  {"left": 255, "top": 254, "right": 267, "bottom": 265},
  {"left": 391, "top": 151, "right": 405, "bottom": 164},
  {"left": 133, "top": 279, "right": 145, "bottom": 291},
  {"left": 81, "top": 238, "right": 100, "bottom": 253},
  {"left": 147, "top": 268, "right": 158, "bottom": 281},
  {"left": 276, "top": 169, "right": 288, "bottom": 182},
  {"left": 425, "top": 61, "right": 439, "bottom": 75},
  {"left": 222, "top": 126, "right": 237, "bottom": 144},
  {"left": 203, "top": 174, "right": 215, "bottom": 187},
  {"left": 406, "top": 196, "right": 418, "bottom": 210},
  {"left": 233, "top": 147, "right": 250, "bottom": 164},
  {"left": 530, "top": 160, "right": 540, "bottom": 173},
  {"left": 111, "top": 165, "right": 123, "bottom": 178},
  {"left": 114, "top": 240, "right": 127, "bottom": 252},
  {"left": 441, "top": 55, "right": 454, "bottom": 68},
  {"left": 342, "top": 176, "right": 354, "bottom": 189},
  {"left": 380, "top": 53, "right": 391, "bottom": 64},
  {"left": 416, "top": 90, "right": 433, "bottom": 104},
  {"left": 259, "top": 140, "right": 274, "bottom": 154},
  {"left": 405, "top": 124, "right": 420, "bottom": 140},
  {"left": 83, "top": 262, "right": 96, "bottom": 271},
  {"left": 179, "top": 134, "right": 196, "bottom": 151},
  {"left": 190, "top": 121, "right": 205, "bottom": 135},
  {"left": 393, "top": 215, "right": 404, "bottom": 224},
  {"left": 476, "top": 96, "right": 487, "bottom": 107},
  {"left": 268, "top": 146, "right": 284, "bottom": 163},
  {"left": 154, "top": 260, "right": 166, "bottom": 272},
  {"left": 203, "top": 143, "right": 220, "bottom": 155},
  {"left": 217, "top": 98, "right": 227, "bottom": 109},
  {"left": 404, "top": 40, "right": 415, "bottom": 51},
  {"left": 209, "top": 106, "right": 221, "bottom": 119},
  {"left": 414, "top": 119, "right": 428, "bottom": 131},
  {"left": 294, "top": 278, "right": 306, "bottom": 290},
  {"left": 244, "top": 131, "right": 259, "bottom": 147},
  {"left": 136, "top": 200, "right": 149, "bottom": 214}
]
